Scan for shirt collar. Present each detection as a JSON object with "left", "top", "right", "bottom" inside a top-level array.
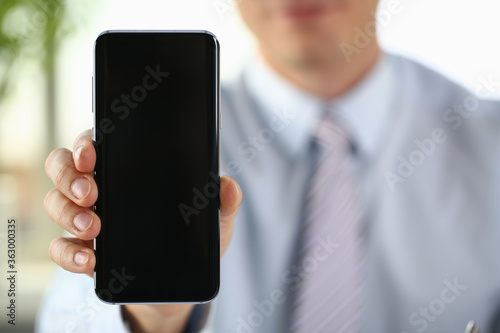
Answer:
[
  {"left": 333, "top": 53, "right": 395, "bottom": 161},
  {"left": 242, "top": 52, "right": 395, "bottom": 161}
]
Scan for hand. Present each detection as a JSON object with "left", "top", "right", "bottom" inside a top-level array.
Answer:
[{"left": 44, "top": 129, "right": 242, "bottom": 333}]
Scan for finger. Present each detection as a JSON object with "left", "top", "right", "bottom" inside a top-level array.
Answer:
[
  {"left": 72, "top": 129, "right": 96, "bottom": 173},
  {"left": 49, "top": 237, "right": 95, "bottom": 277},
  {"left": 219, "top": 175, "right": 242, "bottom": 256},
  {"left": 44, "top": 188, "right": 101, "bottom": 240},
  {"left": 45, "top": 148, "right": 98, "bottom": 207}
]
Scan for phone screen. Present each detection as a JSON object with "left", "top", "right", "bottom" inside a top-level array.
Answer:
[{"left": 93, "top": 31, "right": 219, "bottom": 303}]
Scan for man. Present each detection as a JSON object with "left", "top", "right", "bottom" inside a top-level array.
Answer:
[{"left": 39, "top": 0, "right": 500, "bottom": 332}]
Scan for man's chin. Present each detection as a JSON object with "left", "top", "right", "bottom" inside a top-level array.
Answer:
[{"left": 276, "top": 47, "right": 339, "bottom": 72}]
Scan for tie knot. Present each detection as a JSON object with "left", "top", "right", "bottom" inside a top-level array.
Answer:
[{"left": 314, "top": 113, "right": 353, "bottom": 155}]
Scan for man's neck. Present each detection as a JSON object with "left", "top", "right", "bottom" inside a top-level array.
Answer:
[{"left": 260, "top": 43, "right": 381, "bottom": 99}]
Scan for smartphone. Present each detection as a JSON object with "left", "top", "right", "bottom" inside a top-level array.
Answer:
[{"left": 93, "top": 31, "right": 220, "bottom": 304}]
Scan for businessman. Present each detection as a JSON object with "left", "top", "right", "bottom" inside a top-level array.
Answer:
[{"left": 40, "top": 0, "right": 500, "bottom": 332}]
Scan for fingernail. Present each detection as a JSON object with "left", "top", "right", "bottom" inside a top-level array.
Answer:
[
  {"left": 74, "top": 251, "right": 89, "bottom": 266},
  {"left": 233, "top": 178, "right": 242, "bottom": 197},
  {"left": 74, "top": 212, "right": 93, "bottom": 232},
  {"left": 74, "top": 145, "right": 84, "bottom": 161},
  {"left": 223, "top": 176, "right": 241, "bottom": 197},
  {"left": 71, "top": 177, "right": 91, "bottom": 199}
]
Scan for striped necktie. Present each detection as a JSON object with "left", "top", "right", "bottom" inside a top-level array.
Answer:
[{"left": 291, "top": 109, "right": 365, "bottom": 333}]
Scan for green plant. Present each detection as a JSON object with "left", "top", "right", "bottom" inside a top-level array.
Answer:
[{"left": 0, "top": 0, "right": 93, "bottom": 150}]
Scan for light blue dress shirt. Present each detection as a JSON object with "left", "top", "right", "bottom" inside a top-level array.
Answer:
[
  {"left": 37, "top": 52, "right": 500, "bottom": 333},
  {"left": 212, "top": 52, "right": 396, "bottom": 333},
  {"left": 212, "top": 52, "right": 500, "bottom": 333}
]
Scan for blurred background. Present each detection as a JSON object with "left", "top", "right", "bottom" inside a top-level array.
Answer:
[{"left": 0, "top": 0, "right": 499, "bottom": 331}]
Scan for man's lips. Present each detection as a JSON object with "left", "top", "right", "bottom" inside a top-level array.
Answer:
[{"left": 281, "top": 4, "right": 326, "bottom": 21}]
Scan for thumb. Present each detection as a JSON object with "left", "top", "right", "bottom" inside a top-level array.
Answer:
[{"left": 219, "top": 175, "right": 242, "bottom": 256}]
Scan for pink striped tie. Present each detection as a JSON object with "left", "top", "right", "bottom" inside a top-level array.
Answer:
[{"left": 291, "top": 111, "right": 364, "bottom": 333}]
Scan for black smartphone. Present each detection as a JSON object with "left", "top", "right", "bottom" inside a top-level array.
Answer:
[{"left": 93, "top": 31, "right": 220, "bottom": 304}]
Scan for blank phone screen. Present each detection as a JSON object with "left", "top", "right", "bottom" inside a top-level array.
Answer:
[{"left": 93, "top": 31, "right": 219, "bottom": 303}]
